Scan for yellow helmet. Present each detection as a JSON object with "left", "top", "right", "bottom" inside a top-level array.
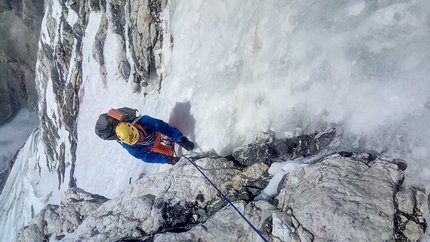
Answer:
[{"left": 115, "top": 122, "right": 139, "bottom": 145}]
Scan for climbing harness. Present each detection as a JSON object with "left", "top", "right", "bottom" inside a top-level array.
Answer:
[{"left": 181, "top": 155, "right": 269, "bottom": 242}]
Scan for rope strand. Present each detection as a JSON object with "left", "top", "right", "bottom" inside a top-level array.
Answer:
[{"left": 182, "top": 155, "right": 268, "bottom": 242}]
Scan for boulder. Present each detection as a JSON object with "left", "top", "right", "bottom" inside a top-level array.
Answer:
[
  {"left": 275, "top": 152, "right": 425, "bottom": 241},
  {"left": 395, "top": 186, "right": 427, "bottom": 241}
]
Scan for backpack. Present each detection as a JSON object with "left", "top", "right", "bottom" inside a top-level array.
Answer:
[{"left": 95, "top": 107, "right": 141, "bottom": 141}]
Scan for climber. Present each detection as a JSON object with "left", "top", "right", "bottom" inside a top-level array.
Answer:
[{"left": 114, "top": 115, "right": 194, "bottom": 165}]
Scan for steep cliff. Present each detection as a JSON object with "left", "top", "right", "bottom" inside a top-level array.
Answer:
[
  {"left": 4, "top": 0, "right": 429, "bottom": 241},
  {"left": 0, "top": 0, "right": 44, "bottom": 125}
]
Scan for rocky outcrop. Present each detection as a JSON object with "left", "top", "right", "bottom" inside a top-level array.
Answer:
[
  {"left": 15, "top": 131, "right": 427, "bottom": 241},
  {"left": 232, "top": 128, "right": 336, "bottom": 166},
  {"left": 0, "top": 0, "right": 44, "bottom": 125},
  {"left": 70, "top": 153, "right": 269, "bottom": 241},
  {"left": 16, "top": 188, "right": 108, "bottom": 241},
  {"left": 92, "top": 0, "right": 169, "bottom": 92},
  {"left": 36, "top": 0, "right": 90, "bottom": 191},
  {"left": 275, "top": 152, "right": 425, "bottom": 241}
]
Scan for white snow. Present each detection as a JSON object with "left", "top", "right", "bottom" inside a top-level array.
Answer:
[
  {"left": 0, "top": 129, "right": 49, "bottom": 241},
  {"left": 256, "top": 159, "right": 308, "bottom": 201},
  {"left": 1, "top": 0, "right": 430, "bottom": 241}
]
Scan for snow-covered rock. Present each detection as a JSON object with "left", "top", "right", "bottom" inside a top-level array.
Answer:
[
  {"left": 15, "top": 132, "right": 427, "bottom": 241},
  {"left": 91, "top": 0, "right": 168, "bottom": 90}
]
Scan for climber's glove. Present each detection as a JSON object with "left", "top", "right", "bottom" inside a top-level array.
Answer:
[
  {"left": 178, "top": 137, "right": 194, "bottom": 151},
  {"left": 166, "top": 156, "right": 181, "bottom": 165}
]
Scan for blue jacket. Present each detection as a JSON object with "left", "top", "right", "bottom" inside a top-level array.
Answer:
[{"left": 121, "top": 115, "right": 183, "bottom": 164}]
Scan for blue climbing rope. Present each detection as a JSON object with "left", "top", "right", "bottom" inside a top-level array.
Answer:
[{"left": 182, "top": 155, "right": 269, "bottom": 242}]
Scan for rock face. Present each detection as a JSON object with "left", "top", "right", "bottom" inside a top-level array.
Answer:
[
  {"left": 0, "top": 0, "right": 44, "bottom": 125},
  {"left": 15, "top": 131, "right": 427, "bottom": 242},
  {"left": 16, "top": 188, "right": 108, "bottom": 241},
  {"left": 70, "top": 153, "right": 268, "bottom": 241},
  {"left": 275, "top": 152, "right": 423, "bottom": 241},
  {"left": 91, "top": 0, "right": 169, "bottom": 92}
]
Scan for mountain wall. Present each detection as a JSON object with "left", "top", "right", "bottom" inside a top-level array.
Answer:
[
  {"left": 15, "top": 130, "right": 428, "bottom": 241},
  {"left": 34, "top": 0, "right": 169, "bottom": 190},
  {"left": 8, "top": 0, "right": 429, "bottom": 241},
  {"left": 0, "top": 0, "right": 44, "bottom": 125}
]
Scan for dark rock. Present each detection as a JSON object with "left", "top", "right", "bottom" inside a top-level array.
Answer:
[
  {"left": 339, "top": 151, "right": 353, "bottom": 157},
  {"left": 232, "top": 128, "right": 336, "bottom": 166},
  {"left": 239, "top": 179, "right": 270, "bottom": 201},
  {"left": 0, "top": 0, "right": 44, "bottom": 125},
  {"left": 397, "top": 161, "right": 408, "bottom": 171}
]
